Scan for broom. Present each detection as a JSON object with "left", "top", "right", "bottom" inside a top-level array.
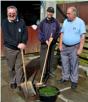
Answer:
[{"left": 36, "top": 34, "right": 53, "bottom": 87}]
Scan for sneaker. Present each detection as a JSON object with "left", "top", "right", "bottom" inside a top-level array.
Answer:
[
  {"left": 10, "top": 83, "right": 17, "bottom": 89},
  {"left": 71, "top": 82, "right": 77, "bottom": 89},
  {"left": 57, "top": 79, "right": 68, "bottom": 84}
]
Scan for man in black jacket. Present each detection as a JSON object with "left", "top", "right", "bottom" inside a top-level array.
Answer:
[
  {"left": 39, "top": 7, "right": 60, "bottom": 82},
  {"left": 2, "top": 6, "right": 28, "bottom": 89}
]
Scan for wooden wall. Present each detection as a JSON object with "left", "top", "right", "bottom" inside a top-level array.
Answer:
[
  {"left": 25, "top": 26, "right": 40, "bottom": 54},
  {"left": 57, "top": 2, "right": 88, "bottom": 25},
  {"left": 1, "top": 26, "right": 40, "bottom": 57}
]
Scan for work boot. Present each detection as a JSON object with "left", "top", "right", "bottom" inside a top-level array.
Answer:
[
  {"left": 71, "top": 82, "right": 77, "bottom": 89},
  {"left": 57, "top": 79, "right": 68, "bottom": 84},
  {"left": 42, "top": 73, "right": 49, "bottom": 83},
  {"left": 10, "top": 83, "right": 17, "bottom": 89},
  {"left": 49, "top": 72, "right": 56, "bottom": 78}
]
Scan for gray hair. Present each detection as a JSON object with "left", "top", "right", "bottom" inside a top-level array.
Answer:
[
  {"left": 7, "top": 5, "right": 17, "bottom": 13},
  {"left": 68, "top": 6, "right": 77, "bottom": 16},
  {"left": 69, "top": 6, "right": 77, "bottom": 16}
]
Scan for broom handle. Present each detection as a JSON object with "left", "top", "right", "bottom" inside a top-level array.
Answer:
[
  {"left": 40, "top": 34, "right": 53, "bottom": 83},
  {"left": 21, "top": 50, "right": 28, "bottom": 88},
  {"left": 39, "top": 45, "right": 50, "bottom": 83}
]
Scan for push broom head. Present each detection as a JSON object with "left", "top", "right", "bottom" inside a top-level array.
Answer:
[{"left": 35, "top": 82, "right": 46, "bottom": 88}]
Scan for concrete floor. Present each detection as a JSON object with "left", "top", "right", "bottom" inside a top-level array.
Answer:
[{"left": 1, "top": 54, "right": 88, "bottom": 102}]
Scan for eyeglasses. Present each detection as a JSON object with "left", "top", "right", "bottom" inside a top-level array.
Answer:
[
  {"left": 8, "top": 13, "right": 16, "bottom": 17},
  {"left": 66, "top": 13, "right": 71, "bottom": 15}
]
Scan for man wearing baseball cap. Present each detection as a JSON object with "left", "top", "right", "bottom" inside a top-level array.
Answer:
[
  {"left": 39, "top": 6, "right": 60, "bottom": 82},
  {"left": 47, "top": 7, "right": 54, "bottom": 13}
]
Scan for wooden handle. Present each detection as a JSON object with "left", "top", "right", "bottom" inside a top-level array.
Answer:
[
  {"left": 39, "top": 45, "right": 49, "bottom": 83},
  {"left": 39, "top": 36, "right": 53, "bottom": 83},
  {"left": 21, "top": 50, "right": 27, "bottom": 88}
]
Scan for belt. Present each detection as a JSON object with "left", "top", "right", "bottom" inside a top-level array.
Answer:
[{"left": 62, "top": 43, "right": 80, "bottom": 47}]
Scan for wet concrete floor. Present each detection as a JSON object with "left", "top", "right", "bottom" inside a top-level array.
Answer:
[{"left": 1, "top": 54, "right": 88, "bottom": 102}]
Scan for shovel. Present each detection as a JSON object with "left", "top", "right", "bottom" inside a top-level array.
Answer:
[
  {"left": 20, "top": 49, "right": 36, "bottom": 97},
  {"left": 36, "top": 34, "right": 53, "bottom": 87}
]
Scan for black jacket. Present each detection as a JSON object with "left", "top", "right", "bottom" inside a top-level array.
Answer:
[
  {"left": 39, "top": 17, "right": 60, "bottom": 44},
  {"left": 2, "top": 18, "right": 28, "bottom": 50}
]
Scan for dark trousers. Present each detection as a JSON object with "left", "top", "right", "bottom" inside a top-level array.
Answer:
[
  {"left": 40, "top": 43, "right": 56, "bottom": 76},
  {"left": 5, "top": 47, "right": 24, "bottom": 85}
]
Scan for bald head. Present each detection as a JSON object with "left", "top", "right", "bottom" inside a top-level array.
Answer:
[
  {"left": 68, "top": 7, "right": 77, "bottom": 16},
  {"left": 66, "top": 6, "right": 77, "bottom": 21}
]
